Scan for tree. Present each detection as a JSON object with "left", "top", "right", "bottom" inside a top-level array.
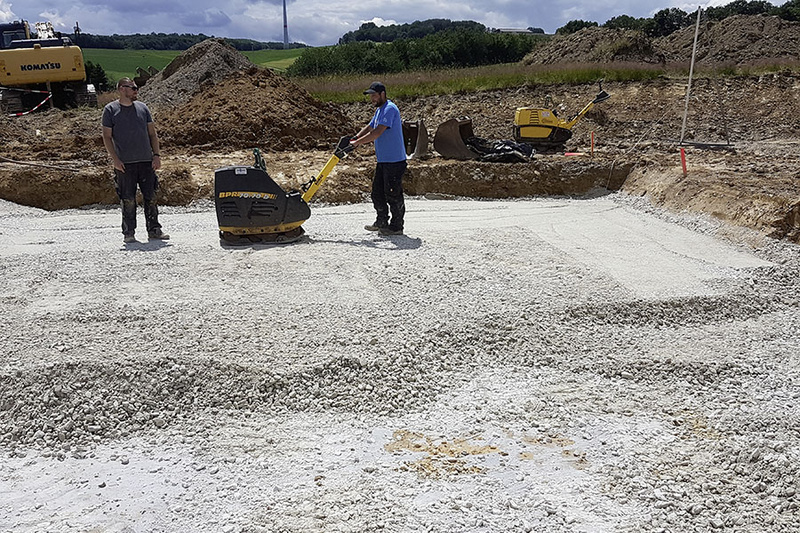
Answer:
[
  {"left": 645, "top": 8, "right": 691, "bottom": 37},
  {"left": 774, "top": 0, "right": 800, "bottom": 21},
  {"left": 556, "top": 20, "right": 598, "bottom": 35},
  {"left": 603, "top": 15, "right": 648, "bottom": 31},
  {"left": 706, "top": 0, "right": 773, "bottom": 20},
  {"left": 84, "top": 61, "right": 109, "bottom": 92}
]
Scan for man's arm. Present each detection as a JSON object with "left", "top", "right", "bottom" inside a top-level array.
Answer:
[
  {"left": 102, "top": 126, "right": 124, "bottom": 171},
  {"left": 148, "top": 122, "right": 161, "bottom": 170},
  {"left": 351, "top": 124, "right": 387, "bottom": 147}
]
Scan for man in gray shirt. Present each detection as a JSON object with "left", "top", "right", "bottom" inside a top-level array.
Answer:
[{"left": 102, "top": 77, "right": 169, "bottom": 244}]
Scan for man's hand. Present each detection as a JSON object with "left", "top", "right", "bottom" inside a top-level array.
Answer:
[
  {"left": 152, "top": 155, "right": 161, "bottom": 171},
  {"left": 112, "top": 157, "right": 125, "bottom": 172}
]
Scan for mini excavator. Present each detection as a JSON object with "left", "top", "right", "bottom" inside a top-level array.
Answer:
[
  {"left": 513, "top": 83, "right": 610, "bottom": 148},
  {"left": 214, "top": 136, "right": 353, "bottom": 245}
]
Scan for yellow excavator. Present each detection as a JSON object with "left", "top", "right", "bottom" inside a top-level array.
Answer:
[
  {"left": 0, "top": 20, "right": 97, "bottom": 114},
  {"left": 513, "top": 83, "right": 610, "bottom": 147},
  {"left": 214, "top": 136, "right": 354, "bottom": 245}
]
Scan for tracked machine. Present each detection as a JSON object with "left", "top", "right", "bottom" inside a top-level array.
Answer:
[
  {"left": 513, "top": 83, "right": 610, "bottom": 149},
  {"left": 214, "top": 136, "right": 354, "bottom": 245},
  {"left": 0, "top": 20, "right": 97, "bottom": 114}
]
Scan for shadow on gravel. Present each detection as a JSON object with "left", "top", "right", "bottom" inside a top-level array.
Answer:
[
  {"left": 309, "top": 236, "right": 423, "bottom": 250},
  {"left": 121, "top": 240, "right": 172, "bottom": 252}
]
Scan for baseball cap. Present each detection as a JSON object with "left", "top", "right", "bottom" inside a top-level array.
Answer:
[{"left": 363, "top": 82, "right": 386, "bottom": 95}]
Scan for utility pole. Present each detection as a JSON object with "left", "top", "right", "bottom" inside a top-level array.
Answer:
[{"left": 282, "top": 0, "right": 289, "bottom": 49}]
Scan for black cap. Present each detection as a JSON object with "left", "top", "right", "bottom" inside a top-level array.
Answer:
[{"left": 363, "top": 81, "right": 386, "bottom": 95}]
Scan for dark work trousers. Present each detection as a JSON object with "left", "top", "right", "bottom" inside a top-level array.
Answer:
[
  {"left": 114, "top": 162, "right": 161, "bottom": 236},
  {"left": 371, "top": 160, "right": 407, "bottom": 231}
]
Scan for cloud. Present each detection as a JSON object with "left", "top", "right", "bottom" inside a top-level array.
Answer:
[
  {"left": 0, "top": 0, "right": 16, "bottom": 22},
  {"left": 3, "top": 0, "right": 783, "bottom": 47},
  {"left": 360, "top": 18, "right": 399, "bottom": 27},
  {"left": 180, "top": 9, "right": 232, "bottom": 29}
]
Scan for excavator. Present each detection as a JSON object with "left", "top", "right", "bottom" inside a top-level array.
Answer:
[
  {"left": 215, "top": 136, "right": 354, "bottom": 245},
  {"left": 0, "top": 20, "right": 97, "bottom": 114}
]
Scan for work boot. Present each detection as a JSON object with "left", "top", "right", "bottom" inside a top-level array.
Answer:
[
  {"left": 379, "top": 227, "right": 404, "bottom": 236},
  {"left": 364, "top": 221, "right": 388, "bottom": 232},
  {"left": 148, "top": 229, "right": 170, "bottom": 240},
  {"left": 123, "top": 234, "right": 136, "bottom": 244}
]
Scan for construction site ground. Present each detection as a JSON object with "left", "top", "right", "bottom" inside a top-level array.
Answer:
[
  {"left": 1, "top": 72, "right": 799, "bottom": 243},
  {"left": 1, "top": 20, "right": 800, "bottom": 532}
]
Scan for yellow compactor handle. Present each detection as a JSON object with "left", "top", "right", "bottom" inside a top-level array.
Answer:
[
  {"left": 301, "top": 154, "right": 340, "bottom": 203},
  {"left": 300, "top": 136, "right": 354, "bottom": 203}
]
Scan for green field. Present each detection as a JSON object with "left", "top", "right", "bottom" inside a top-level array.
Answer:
[{"left": 82, "top": 48, "right": 303, "bottom": 84}]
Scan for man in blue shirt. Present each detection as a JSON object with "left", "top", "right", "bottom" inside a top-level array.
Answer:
[{"left": 350, "top": 82, "right": 407, "bottom": 235}]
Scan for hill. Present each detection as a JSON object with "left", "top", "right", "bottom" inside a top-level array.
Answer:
[{"left": 523, "top": 14, "right": 800, "bottom": 66}]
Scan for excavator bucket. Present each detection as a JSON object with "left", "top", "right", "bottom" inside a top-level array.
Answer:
[
  {"left": 402, "top": 119, "right": 429, "bottom": 159},
  {"left": 433, "top": 117, "right": 479, "bottom": 160}
]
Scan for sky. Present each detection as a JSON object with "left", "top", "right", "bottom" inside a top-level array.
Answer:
[{"left": 0, "top": 0, "right": 775, "bottom": 47}]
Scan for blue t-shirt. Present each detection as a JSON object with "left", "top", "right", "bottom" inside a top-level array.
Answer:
[{"left": 369, "top": 100, "right": 406, "bottom": 163}]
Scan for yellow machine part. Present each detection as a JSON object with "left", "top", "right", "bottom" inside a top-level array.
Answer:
[
  {"left": 219, "top": 220, "right": 305, "bottom": 235},
  {"left": 516, "top": 125, "right": 556, "bottom": 140},
  {"left": 301, "top": 153, "right": 340, "bottom": 203},
  {"left": 514, "top": 108, "right": 561, "bottom": 129},
  {"left": 0, "top": 44, "right": 87, "bottom": 85}
]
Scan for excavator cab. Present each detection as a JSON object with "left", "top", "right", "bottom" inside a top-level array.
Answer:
[{"left": 0, "top": 21, "right": 30, "bottom": 49}]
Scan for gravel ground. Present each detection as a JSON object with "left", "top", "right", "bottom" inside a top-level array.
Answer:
[{"left": 1, "top": 194, "right": 799, "bottom": 533}]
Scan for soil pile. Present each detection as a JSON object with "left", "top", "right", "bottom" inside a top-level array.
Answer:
[
  {"left": 156, "top": 66, "right": 354, "bottom": 151},
  {"left": 138, "top": 39, "right": 255, "bottom": 110},
  {"left": 656, "top": 14, "right": 800, "bottom": 65},
  {"left": 522, "top": 27, "right": 664, "bottom": 65},
  {"left": 523, "top": 15, "right": 800, "bottom": 67}
]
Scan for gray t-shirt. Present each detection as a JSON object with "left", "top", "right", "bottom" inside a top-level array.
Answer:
[{"left": 101, "top": 100, "right": 154, "bottom": 163}]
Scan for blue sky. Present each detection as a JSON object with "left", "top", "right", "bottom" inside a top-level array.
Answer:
[{"left": 0, "top": 0, "right": 772, "bottom": 47}]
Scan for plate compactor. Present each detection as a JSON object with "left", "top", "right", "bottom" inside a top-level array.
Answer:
[
  {"left": 215, "top": 136, "right": 353, "bottom": 245},
  {"left": 513, "top": 83, "right": 611, "bottom": 148}
]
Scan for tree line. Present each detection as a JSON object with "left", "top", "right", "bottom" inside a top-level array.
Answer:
[
  {"left": 559, "top": 0, "right": 800, "bottom": 37},
  {"left": 68, "top": 32, "right": 304, "bottom": 51},
  {"left": 288, "top": 30, "right": 545, "bottom": 77},
  {"left": 339, "top": 19, "right": 488, "bottom": 44}
]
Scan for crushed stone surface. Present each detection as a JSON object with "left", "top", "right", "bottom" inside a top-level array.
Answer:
[{"left": 1, "top": 195, "right": 799, "bottom": 532}]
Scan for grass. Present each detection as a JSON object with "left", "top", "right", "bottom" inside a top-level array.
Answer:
[
  {"left": 82, "top": 48, "right": 303, "bottom": 83},
  {"left": 297, "top": 62, "right": 669, "bottom": 103},
  {"left": 296, "top": 60, "right": 800, "bottom": 103},
  {"left": 83, "top": 46, "right": 800, "bottom": 102},
  {"left": 242, "top": 48, "right": 306, "bottom": 71}
]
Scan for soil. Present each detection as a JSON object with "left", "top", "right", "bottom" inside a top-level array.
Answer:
[
  {"left": 1, "top": 14, "right": 799, "bottom": 243},
  {"left": 522, "top": 14, "right": 800, "bottom": 66}
]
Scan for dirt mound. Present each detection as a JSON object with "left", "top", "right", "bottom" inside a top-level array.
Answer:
[
  {"left": 156, "top": 66, "right": 354, "bottom": 151},
  {"left": 655, "top": 14, "right": 800, "bottom": 65},
  {"left": 522, "top": 27, "right": 664, "bottom": 65},
  {"left": 522, "top": 15, "right": 800, "bottom": 67},
  {"left": 138, "top": 39, "right": 256, "bottom": 110}
]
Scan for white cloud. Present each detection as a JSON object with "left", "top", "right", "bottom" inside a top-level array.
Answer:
[
  {"left": 0, "top": 0, "right": 17, "bottom": 22},
  {"left": 360, "top": 17, "right": 398, "bottom": 27}
]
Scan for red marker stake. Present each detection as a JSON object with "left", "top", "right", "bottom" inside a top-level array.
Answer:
[{"left": 680, "top": 148, "right": 687, "bottom": 176}]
